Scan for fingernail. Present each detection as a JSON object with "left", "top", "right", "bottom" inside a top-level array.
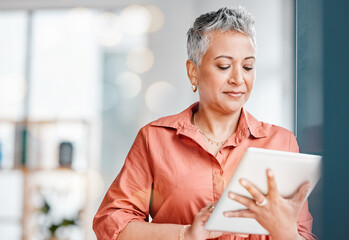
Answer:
[
  {"left": 267, "top": 169, "right": 273, "bottom": 177},
  {"left": 240, "top": 179, "right": 247, "bottom": 186},
  {"left": 228, "top": 192, "right": 235, "bottom": 199},
  {"left": 223, "top": 212, "right": 230, "bottom": 217}
]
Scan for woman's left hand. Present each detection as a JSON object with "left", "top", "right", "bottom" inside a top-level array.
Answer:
[{"left": 223, "top": 169, "right": 309, "bottom": 240}]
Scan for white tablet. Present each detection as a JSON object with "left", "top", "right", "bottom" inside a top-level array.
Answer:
[{"left": 205, "top": 147, "right": 322, "bottom": 235}]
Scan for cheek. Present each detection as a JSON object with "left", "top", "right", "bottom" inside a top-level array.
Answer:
[
  {"left": 199, "top": 69, "right": 224, "bottom": 88},
  {"left": 245, "top": 73, "right": 255, "bottom": 91}
]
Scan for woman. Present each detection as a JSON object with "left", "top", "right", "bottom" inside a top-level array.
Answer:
[{"left": 93, "top": 7, "right": 316, "bottom": 240}]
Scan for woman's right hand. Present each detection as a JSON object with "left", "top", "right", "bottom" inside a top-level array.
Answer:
[
  {"left": 184, "top": 203, "right": 223, "bottom": 240},
  {"left": 185, "top": 203, "right": 250, "bottom": 240}
]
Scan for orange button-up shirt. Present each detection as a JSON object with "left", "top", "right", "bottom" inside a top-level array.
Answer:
[{"left": 93, "top": 103, "right": 316, "bottom": 240}]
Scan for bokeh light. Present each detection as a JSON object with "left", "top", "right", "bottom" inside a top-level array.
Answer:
[
  {"left": 116, "top": 72, "right": 142, "bottom": 99},
  {"left": 93, "top": 12, "right": 122, "bottom": 47},
  {"left": 145, "top": 81, "right": 176, "bottom": 114},
  {"left": 146, "top": 5, "right": 165, "bottom": 32},
  {"left": 126, "top": 46, "right": 154, "bottom": 73},
  {"left": 120, "top": 5, "right": 151, "bottom": 36},
  {"left": 0, "top": 73, "right": 27, "bottom": 104}
]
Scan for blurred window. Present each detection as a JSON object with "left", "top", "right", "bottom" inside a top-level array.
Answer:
[
  {"left": 0, "top": 11, "right": 27, "bottom": 120},
  {"left": 29, "top": 9, "right": 100, "bottom": 120}
]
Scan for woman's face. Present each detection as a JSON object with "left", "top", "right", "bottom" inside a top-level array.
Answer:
[{"left": 195, "top": 31, "right": 256, "bottom": 114}]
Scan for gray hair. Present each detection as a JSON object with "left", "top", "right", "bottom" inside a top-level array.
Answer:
[{"left": 187, "top": 6, "right": 256, "bottom": 66}]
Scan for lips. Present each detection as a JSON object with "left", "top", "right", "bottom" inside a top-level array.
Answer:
[{"left": 223, "top": 91, "right": 244, "bottom": 97}]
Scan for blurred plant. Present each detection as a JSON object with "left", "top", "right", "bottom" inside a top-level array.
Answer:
[{"left": 39, "top": 198, "right": 82, "bottom": 240}]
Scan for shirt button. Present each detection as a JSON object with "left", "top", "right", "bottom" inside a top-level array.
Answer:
[{"left": 214, "top": 170, "right": 220, "bottom": 175}]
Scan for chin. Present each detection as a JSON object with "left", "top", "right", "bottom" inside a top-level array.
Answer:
[{"left": 220, "top": 102, "right": 244, "bottom": 114}]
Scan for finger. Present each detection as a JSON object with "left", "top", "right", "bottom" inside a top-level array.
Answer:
[
  {"left": 200, "top": 212, "right": 210, "bottom": 222},
  {"left": 207, "top": 231, "right": 224, "bottom": 236},
  {"left": 223, "top": 209, "right": 255, "bottom": 218},
  {"left": 207, "top": 231, "right": 224, "bottom": 239},
  {"left": 203, "top": 203, "right": 216, "bottom": 213},
  {"left": 228, "top": 191, "right": 258, "bottom": 211},
  {"left": 239, "top": 178, "right": 266, "bottom": 205},
  {"left": 294, "top": 182, "right": 310, "bottom": 204},
  {"left": 195, "top": 211, "right": 211, "bottom": 224},
  {"left": 267, "top": 169, "right": 279, "bottom": 197},
  {"left": 208, "top": 231, "right": 224, "bottom": 235},
  {"left": 236, "top": 233, "right": 250, "bottom": 238},
  {"left": 206, "top": 202, "right": 217, "bottom": 209},
  {"left": 202, "top": 203, "right": 214, "bottom": 212},
  {"left": 205, "top": 202, "right": 215, "bottom": 208}
]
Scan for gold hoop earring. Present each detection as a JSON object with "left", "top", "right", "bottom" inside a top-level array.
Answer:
[{"left": 192, "top": 85, "right": 198, "bottom": 92}]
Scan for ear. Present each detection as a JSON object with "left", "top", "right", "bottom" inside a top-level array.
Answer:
[{"left": 186, "top": 60, "right": 199, "bottom": 86}]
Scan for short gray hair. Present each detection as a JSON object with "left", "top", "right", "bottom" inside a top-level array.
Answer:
[{"left": 187, "top": 6, "right": 256, "bottom": 66}]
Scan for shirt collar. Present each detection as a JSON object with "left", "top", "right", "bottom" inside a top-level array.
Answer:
[
  {"left": 225, "top": 108, "right": 267, "bottom": 146},
  {"left": 150, "top": 102, "right": 267, "bottom": 146}
]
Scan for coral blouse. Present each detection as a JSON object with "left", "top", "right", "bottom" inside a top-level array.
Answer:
[{"left": 93, "top": 103, "right": 316, "bottom": 240}]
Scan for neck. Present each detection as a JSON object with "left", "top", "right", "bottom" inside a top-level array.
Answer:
[{"left": 194, "top": 104, "right": 242, "bottom": 142}]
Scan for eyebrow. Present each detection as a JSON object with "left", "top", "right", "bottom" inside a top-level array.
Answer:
[{"left": 213, "top": 55, "right": 256, "bottom": 60}]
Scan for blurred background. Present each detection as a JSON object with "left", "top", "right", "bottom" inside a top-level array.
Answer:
[{"left": 0, "top": 0, "right": 337, "bottom": 239}]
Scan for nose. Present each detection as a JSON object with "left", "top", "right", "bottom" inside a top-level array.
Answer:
[{"left": 228, "top": 66, "right": 244, "bottom": 85}]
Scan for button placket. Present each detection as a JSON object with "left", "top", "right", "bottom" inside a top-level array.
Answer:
[{"left": 212, "top": 166, "right": 225, "bottom": 201}]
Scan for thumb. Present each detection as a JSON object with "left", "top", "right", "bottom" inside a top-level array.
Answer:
[
  {"left": 200, "top": 212, "right": 210, "bottom": 223},
  {"left": 294, "top": 182, "right": 310, "bottom": 204}
]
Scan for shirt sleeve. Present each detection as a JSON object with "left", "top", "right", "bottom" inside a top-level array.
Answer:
[
  {"left": 289, "top": 132, "right": 317, "bottom": 240},
  {"left": 93, "top": 127, "right": 153, "bottom": 240}
]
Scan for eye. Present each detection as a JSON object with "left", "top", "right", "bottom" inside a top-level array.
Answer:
[
  {"left": 218, "top": 66, "right": 230, "bottom": 70},
  {"left": 243, "top": 66, "right": 254, "bottom": 71}
]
